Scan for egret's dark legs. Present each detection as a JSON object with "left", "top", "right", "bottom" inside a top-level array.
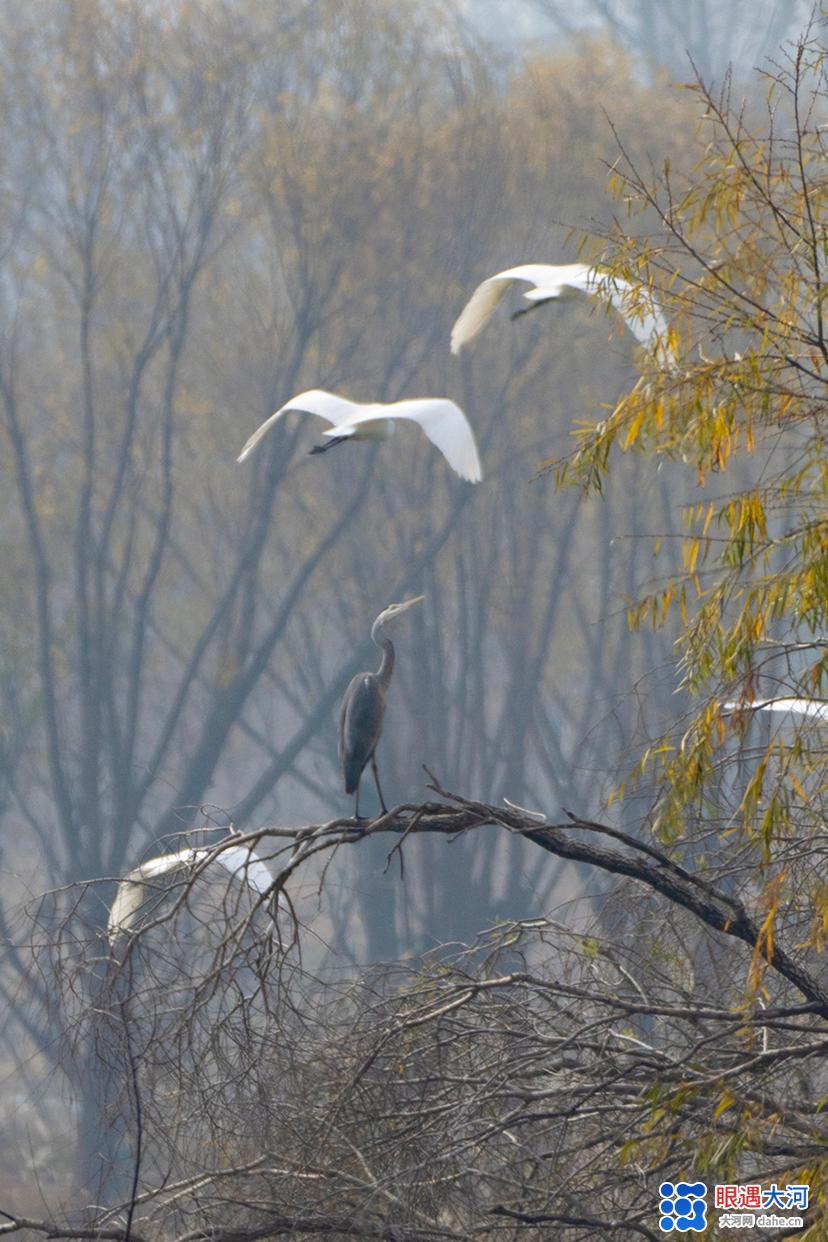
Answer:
[
  {"left": 353, "top": 781, "right": 362, "bottom": 821},
  {"left": 309, "top": 435, "right": 349, "bottom": 455},
  {"left": 371, "top": 753, "right": 388, "bottom": 813},
  {"left": 510, "top": 298, "right": 553, "bottom": 321}
]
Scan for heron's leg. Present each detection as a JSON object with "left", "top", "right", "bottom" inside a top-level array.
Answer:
[
  {"left": 511, "top": 298, "right": 553, "bottom": 321},
  {"left": 309, "top": 435, "right": 349, "bottom": 455},
  {"left": 354, "top": 780, "right": 361, "bottom": 821},
  {"left": 371, "top": 752, "right": 388, "bottom": 814}
]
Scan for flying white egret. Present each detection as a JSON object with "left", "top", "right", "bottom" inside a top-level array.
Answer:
[
  {"left": 721, "top": 698, "right": 828, "bottom": 722},
  {"left": 340, "top": 595, "right": 424, "bottom": 819},
  {"left": 450, "top": 263, "right": 670, "bottom": 362},
  {"left": 237, "top": 389, "right": 482, "bottom": 483},
  {"left": 107, "top": 842, "right": 278, "bottom": 940}
]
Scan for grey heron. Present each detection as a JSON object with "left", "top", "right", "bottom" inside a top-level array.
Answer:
[
  {"left": 450, "top": 262, "right": 670, "bottom": 364},
  {"left": 339, "top": 595, "right": 425, "bottom": 819},
  {"left": 237, "top": 389, "right": 482, "bottom": 482}
]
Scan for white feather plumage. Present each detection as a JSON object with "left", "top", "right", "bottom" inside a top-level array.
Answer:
[
  {"left": 237, "top": 388, "right": 482, "bottom": 482},
  {"left": 107, "top": 842, "right": 278, "bottom": 939},
  {"left": 721, "top": 698, "right": 828, "bottom": 722},
  {"left": 450, "top": 262, "right": 669, "bottom": 361}
]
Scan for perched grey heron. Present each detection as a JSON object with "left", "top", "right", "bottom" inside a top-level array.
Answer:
[{"left": 339, "top": 595, "right": 425, "bottom": 819}]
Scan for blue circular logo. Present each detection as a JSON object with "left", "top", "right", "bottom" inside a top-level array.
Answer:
[{"left": 658, "top": 1180, "right": 708, "bottom": 1234}]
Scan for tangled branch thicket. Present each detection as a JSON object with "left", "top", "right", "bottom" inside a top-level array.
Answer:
[{"left": 8, "top": 774, "right": 828, "bottom": 1241}]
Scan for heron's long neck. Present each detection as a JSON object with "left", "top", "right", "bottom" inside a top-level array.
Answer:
[{"left": 374, "top": 635, "right": 395, "bottom": 691}]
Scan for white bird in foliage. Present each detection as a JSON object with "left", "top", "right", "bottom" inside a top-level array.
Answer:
[
  {"left": 450, "top": 263, "right": 670, "bottom": 361},
  {"left": 721, "top": 697, "right": 828, "bottom": 722},
  {"left": 107, "top": 842, "right": 278, "bottom": 940},
  {"left": 237, "top": 389, "right": 482, "bottom": 483}
]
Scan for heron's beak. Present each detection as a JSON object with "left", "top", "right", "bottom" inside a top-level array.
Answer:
[{"left": 395, "top": 594, "right": 425, "bottom": 613}]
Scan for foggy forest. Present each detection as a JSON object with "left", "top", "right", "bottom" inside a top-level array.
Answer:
[{"left": 0, "top": 1, "right": 825, "bottom": 1239}]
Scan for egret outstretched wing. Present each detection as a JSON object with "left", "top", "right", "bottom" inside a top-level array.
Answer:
[
  {"left": 237, "top": 389, "right": 360, "bottom": 462},
  {"left": 215, "top": 843, "right": 276, "bottom": 897},
  {"left": 450, "top": 264, "right": 561, "bottom": 354},
  {"left": 240, "top": 388, "right": 482, "bottom": 481},
  {"left": 721, "top": 698, "right": 828, "bottom": 722},
  {"left": 107, "top": 842, "right": 277, "bottom": 939},
  {"left": 108, "top": 848, "right": 199, "bottom": 938},
  {"left": 330, "top": 398, "right": 482, "bottom": 482},
  {"left": 451, "top": 262, "right": 669, "bottom": 359}
]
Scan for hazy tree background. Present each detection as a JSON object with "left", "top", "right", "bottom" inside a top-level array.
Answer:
[
  {"left": 0, "top": 0, "right": 802, "bottom": 1219},
  {"left": 467, "top": 0, "right": 811, "bottom": 82}
]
